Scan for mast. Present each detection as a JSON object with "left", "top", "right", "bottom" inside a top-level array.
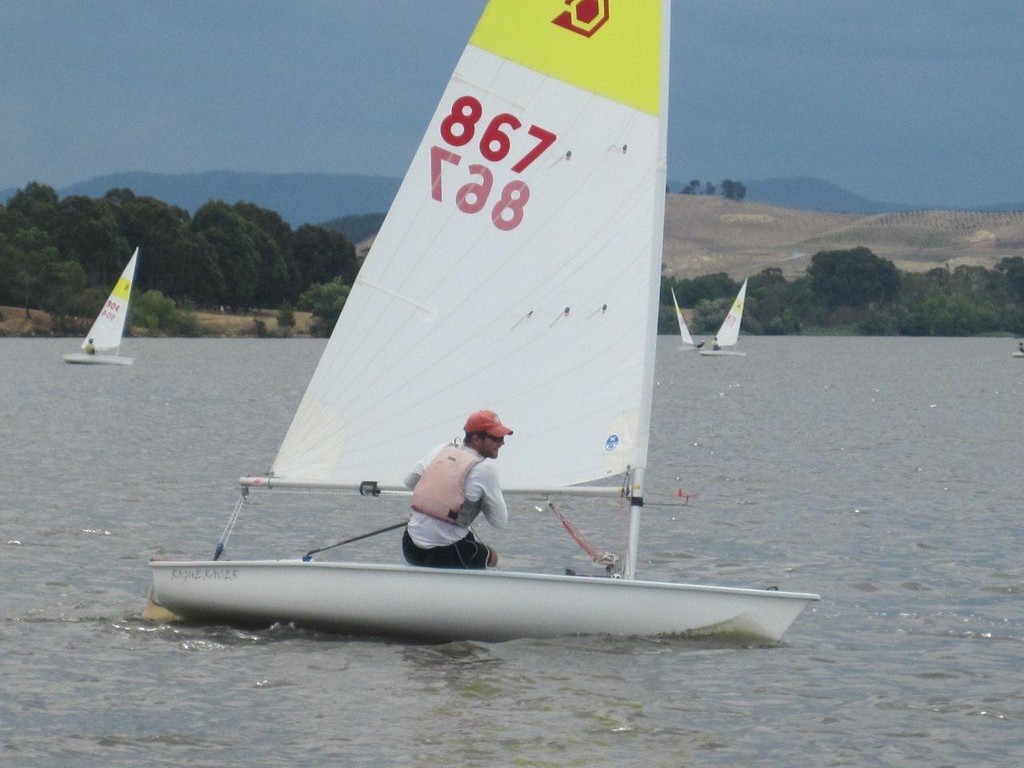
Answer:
[{"left": 624, "top": 0, "right": 672, "bottom": 581}]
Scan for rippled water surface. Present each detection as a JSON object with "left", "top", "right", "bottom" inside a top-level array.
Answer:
[{"left": 1, "top": 336, "right": 1021, "bottom": 766}]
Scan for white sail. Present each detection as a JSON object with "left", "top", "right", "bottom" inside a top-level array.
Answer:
[
  {"left": 713, "top": 278, "right": 747, "bottom": 349},
  {"left": 82, "top": 247, "right": 138, "bottom": 351},
  {"left": 269, "top": 2, "right": 667, "bottom": 493},
  {"left": 670, "top": 287, "right": 695, "bottom": 346}
]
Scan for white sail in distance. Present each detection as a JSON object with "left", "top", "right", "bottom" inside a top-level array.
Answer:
[
  {"left": 81, "top": 247, "right": 138, "bottom": 352},
  {"left": 671, "top": 287, "right": 695, "bottom": 346},
  {"left": 715, "top": 278, "right": 748, "bottom": 348}
]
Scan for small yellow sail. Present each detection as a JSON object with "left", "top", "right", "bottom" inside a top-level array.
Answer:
[{"left": 111, "top": 274, "right": 133, "bottom": 302}]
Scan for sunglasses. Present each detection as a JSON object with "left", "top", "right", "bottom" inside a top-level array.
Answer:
[{"left": 485, "top": 434, "right": 505, "bottom": 445}]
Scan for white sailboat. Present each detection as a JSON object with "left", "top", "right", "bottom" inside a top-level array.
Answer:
[
  {"left": 63, "top": 247, "right": 139, "bottom": 366},
  {"left": 670, "top": 286, "right": 700, "bottom": 349},
  {"left": 699, "top": 278, "right": 748, "bottom": 357},
  {"left": 149, "top": 0, "right": 818, "bottom": 643}
]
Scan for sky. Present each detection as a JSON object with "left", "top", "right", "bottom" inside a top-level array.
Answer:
[{"left": 2, "top": 1, "right": 1022, "bottom": 208}]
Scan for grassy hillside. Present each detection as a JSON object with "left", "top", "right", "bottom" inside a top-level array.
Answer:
[{"left": 662, "top": 195, "right": 1024, "bottom": 279}]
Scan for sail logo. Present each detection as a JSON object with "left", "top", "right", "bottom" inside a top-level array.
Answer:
[
  {"left": 604, "top": 434, "right": 619, "bottom": 451},
  {"left": 553, "top": 0, "right": 610, "bottom": 38}
]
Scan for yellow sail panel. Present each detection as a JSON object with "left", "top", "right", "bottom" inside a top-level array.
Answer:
[
  {"left": 111, "top": 276, "right": 132, "bottom": 301},
  {"left": 471, "top": 0, "right": 661, "bottom": 116}
]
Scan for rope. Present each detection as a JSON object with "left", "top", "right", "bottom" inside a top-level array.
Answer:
[
  {"left": 213, "top": 489, "right": 247, "bottom": 560},
  {"left": 544, "top": 500, "right": 619, "bottom": 568}
]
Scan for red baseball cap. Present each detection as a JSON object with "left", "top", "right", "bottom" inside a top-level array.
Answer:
[{"left": 464, "top": 409, "right": 513, "bottom": 438}]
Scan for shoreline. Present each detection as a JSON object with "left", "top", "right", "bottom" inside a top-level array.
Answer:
[{"left": 0, "top": 305, "right": 314, "bottom": 339}]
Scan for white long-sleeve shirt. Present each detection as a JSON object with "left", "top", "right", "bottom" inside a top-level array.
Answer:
[{"left": 404, "top": 443, "right": 508, "bottom": 547}]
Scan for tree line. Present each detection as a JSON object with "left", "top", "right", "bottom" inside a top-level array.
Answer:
[
  {"left": 678, "top": 179, "right": 746, "bottom": 200},
  {"left": 0, "top": 182, "right": 359, "bottom": 335},
  {"left": 663, "top": 247, "right": 1024, "bottom": 337},
  {"left": 4, "top": 182, "right": 1024, "bottom": 339}
]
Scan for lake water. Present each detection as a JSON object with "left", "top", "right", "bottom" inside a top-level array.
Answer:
[{"left": 1, "top": 336, "right": 1021, "bottom": 767}]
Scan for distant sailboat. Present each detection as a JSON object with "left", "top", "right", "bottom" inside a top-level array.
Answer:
[
  {"left": 63, "top": 248, "right": 138, "bottom": 366},
  {"left": 670, "top": 287, "right": 699, "bottom": 349},
  {"left": 700, "top": 278, "right": 747, "bottom": 357}
]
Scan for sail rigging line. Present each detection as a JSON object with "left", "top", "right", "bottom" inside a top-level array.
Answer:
[
  {"left": 302, "top": 521, "right": 410, "bottom": 562},
  {"left": 352, "top": 276, "right": 434, "bottom": 315},
  {"left": 549, "top": 150, "right": 572, "bottom": 167},
  {"left": 511, "top": 310, "right": 534, "bottom": 329},
  {"left": 213, "top": 490, "right": 248, "bottom": 561},
  {"left": 448, "top": 73, "right": 528, "bottom": 112},
  {"left": 544, "top": 500, "right": 620, "bottom": 570}
]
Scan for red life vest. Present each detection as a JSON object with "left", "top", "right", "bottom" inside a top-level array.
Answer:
[{"left": 411, "top": 445, "right": 484, "bottom": 524}]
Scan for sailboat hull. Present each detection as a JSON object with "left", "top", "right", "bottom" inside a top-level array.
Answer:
[
  {"left": 62, "top": 353, "right": 134, "bottom": 366},
  {"left": 149, "top": 560, "right": 818, "bottom": 643},
  {"left": 698, "top": 349, "right": 745, "bottom": 357}
]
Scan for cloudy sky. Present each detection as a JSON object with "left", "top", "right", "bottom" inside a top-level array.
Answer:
[{"left": 2, "top": 1, "right": 1021, "bottom": 207}]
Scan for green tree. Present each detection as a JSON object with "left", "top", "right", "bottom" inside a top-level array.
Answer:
[
  {"left": 748, "top": 268, "right": 805, "bottom": 334},
  {"left": 720, "top": 180, "right": 746, "bottom": 201},
  {"left": 298, "top": 278, "right": 350, "bottom": 337},
  {"left": 808, "top": 247, "right": 900, "bottom": 310},
  {"left": 55, "top": 195, "right": 129, "bottom": 285},
  {"left": 39, "top": 257, "right": 88, "bottom": 333},
  {"left": 131, "top": 289, "right": 178, "bottom": 332},
  {"left": 129, "top": 288, "right": 200, "bottom": 335},
  {"left": 232, "top": 202, "right": 296, "bottom": 306},
  {"left": 0, "top": 227, "right": 58, "bottom": 315},
  {"left": 904, "top": 293, "right": 999, "bottom": 336},
  {"left": 4, "top": 182, "right": 60, "bottom": 233},
  {"left": 320, "top": 212, "right": 386, "bottom": 244},
  {"left": 995, "top": 256, "right": 1024, "bottom": 303},
  {"left": 105, "top": 189, "right": 216, "bottom": 303},
  {"left": 277, "top": 303, "right": 296, "bottom": 337},
  {"left": 293, "top": 224, "right": 358, "bottom": 288},
  {"left": 191, "top": 202, "right": 262, "bottom": 308}
]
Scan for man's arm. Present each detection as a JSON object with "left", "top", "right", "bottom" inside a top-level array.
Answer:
[{"left": 467, "top": 463, "right": 508, "bottom": 528}]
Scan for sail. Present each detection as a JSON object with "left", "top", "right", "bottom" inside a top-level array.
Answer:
[
  {"left": 670, "top": 287, "right": 694, "bottom": 346},
  {"left": 715, "top": 278, "right": 747, "bottom": 348},
  {"left": 270, "top": 0, "right": 670, "bottom": 492},
  {"left": 81, "top": 248, "right": 138, "bottom": 351}
]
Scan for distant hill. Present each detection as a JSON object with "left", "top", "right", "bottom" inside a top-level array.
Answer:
[
  {"left": 5, "top": 172, "right": 1021, "bottom": 224},
  {"left": 743, "top": 176, "right": 912, "bottom": 213},
  {"left": 986, "top": 201, "right": 1024, "bottom": 212},
  {"left": 4, "top": 171, "right": 402, "bottom": 227},
  {"left": 320, "top": 212, "right": 387, "bottom": 245},
  {"left": 670, "top": 176, "right": 1024, "bottom": 214},
  {"left": 661, "top": 195, "right": 1024, "bottom": 280},
  {"left": 669, "top": 175, "right": 909, "bottom": 213}
]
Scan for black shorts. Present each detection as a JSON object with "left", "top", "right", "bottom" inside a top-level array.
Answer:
[{"left": 402, "top": 528, "right": 492, "bottom": 570}]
